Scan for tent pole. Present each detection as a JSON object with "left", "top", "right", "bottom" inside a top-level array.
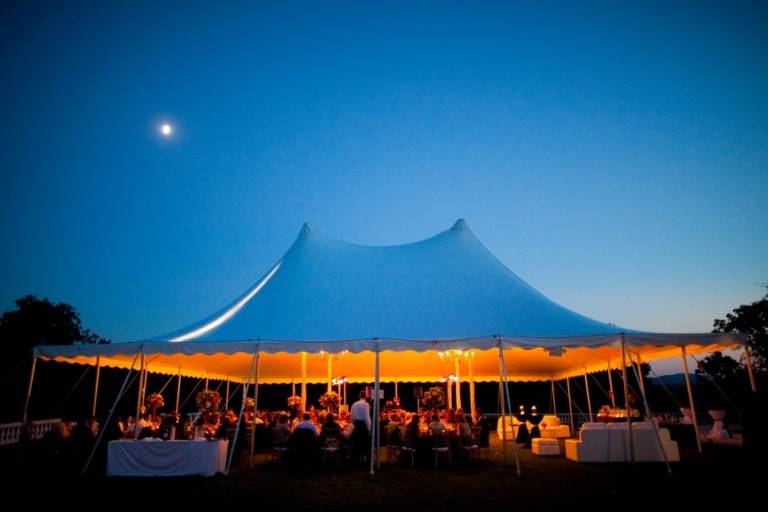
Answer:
[
  {"left": 455, "top": 356, "right": 462, "bottom": 410},
  {"left": 744, "top": 345, "right": 758, "bottom": 393},
  {"left": 629, "top": 352, "right": 672, "bottom": 474},
  {"left": 680, "top": 346, "right": 703, "bottom": 453},
  {"left": 225, "top": 379, "right": 230, "bottom": 410},
  {"left": 327, "top": 355, "right": 333, "bottom": 393},
  {"left": 620, "top": 335, "right": 634, "bottom": 462},
  {"left": 634, "top": 353, "right": 647, "bottom": 397},
  {"left": 226, "top": 349, "right": 258, "bottom": 475},
  {"left": 81, "top": 351, "right": 140, "bottom": 474},
  {"left": 301, "top": 352, "right": 308, "bottom": 411},
  {"left": 175, "top": 365, "right": 182, "bottom": 415},
  {"left": 497, "top": 339, "right": 507, "bottom": 465},
  {"left": 21, "top": 349, "right": 39, "bottom": 425},
  {"left": 249, "top": 345, "right": 261, "bottom": 468},
  {"left": 583, "top": 370, "right": 593, "bottom": 422},
  {"left": 550, "top": 378, "right": 557, "bottom": 416},
  {"left": 607, "top": 359, "right": 616, "bottom": 407},
  {"left": 566, "top": 376, "right": 575, "bottom": 434},
  {"left": 394, "top": 381, "right": 398, "bottom": 401},
  {"left": 370, "top": 340, "right": 380, "bottom": 476},
  {"left": 469, "top": 353, "right": 476, "bottom": 422},
  {"left": 91, "top": 355, "right": 101, "bottom": 418},
  {"left": 499, "top": 338, "right": 522, "bottom": 476},
  {"left": 135, "top": 351, "right": 145, "bottom": 439},
  {"left": 204, "top": 376, "right": 209, "bottom": 391},
  {"left": 446, "top": 377, "right": 453, "bottom": 410}
]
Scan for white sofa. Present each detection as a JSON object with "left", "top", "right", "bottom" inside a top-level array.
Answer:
[{"left": 565, "top": 422, "right": 679, "bottom": 463}]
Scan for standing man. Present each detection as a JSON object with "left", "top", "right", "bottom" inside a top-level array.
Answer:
[{"left": 350, "top": 390, "right": 371, "bottom": 463}]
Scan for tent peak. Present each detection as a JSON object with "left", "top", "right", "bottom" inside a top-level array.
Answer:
[
  {"left": 451, "top": 218, "right": 471, "bottom": 231},
  {"left": 299, "top": 222, "right": 314, "bottom": 235}
]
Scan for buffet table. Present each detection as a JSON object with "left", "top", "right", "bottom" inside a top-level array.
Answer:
[{"left": 107, "top": 439, "right": 229, "bottom": 477}]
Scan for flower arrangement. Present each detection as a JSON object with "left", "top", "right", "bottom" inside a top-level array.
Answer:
[
  {"left": 196, "top": 390, "right": 222, "bottom": 414},
  {"left": 146, "top": 392, "right": 164, "bottom": 409},
  {"left": 421, "top": 386, "right": 446, "bottom": 410},
  {"left": 245, "top": 397, "right": 255, "bottom": 411},
  {"left": 287, "top": 395, "right": 302, "bottom": 408},
  {"left": 145, "top": 392, "right": 164, "bottom": 420},
  {"left": 319, "top": 391, "right": 340, "bottom": 412}
]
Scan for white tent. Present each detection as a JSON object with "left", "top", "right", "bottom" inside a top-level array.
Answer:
[
  {"left": 36, "top": 219, "right": 742, "bottom": 382},
  {"left": 29, "top": 219, "right": 749, "bottom": 473}
]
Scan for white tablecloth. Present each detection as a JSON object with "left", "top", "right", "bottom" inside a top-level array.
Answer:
[{"left": 107, "top": 439, "right": 229, "bottom": 477}]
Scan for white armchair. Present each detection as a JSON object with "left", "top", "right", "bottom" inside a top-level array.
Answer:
[{"left": 538, "top": 415, "right": 570, "bottom": 439}]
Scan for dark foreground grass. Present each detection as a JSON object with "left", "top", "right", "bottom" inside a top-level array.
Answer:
[{"left": 2, "top": 439, "right": 754, "bottom": 509}]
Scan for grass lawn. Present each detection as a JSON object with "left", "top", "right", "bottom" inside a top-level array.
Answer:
[{"left": 2, "top": 437, "right": 753, "bottom": 508}]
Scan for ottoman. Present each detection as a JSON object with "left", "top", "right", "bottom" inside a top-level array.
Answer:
[{"left": 532, "top": 437, "right": 560, "bottom": 456}]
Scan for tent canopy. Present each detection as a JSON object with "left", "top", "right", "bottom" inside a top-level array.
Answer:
[{"left": 37, "top": 220, "right": 743, "bottom": 382}]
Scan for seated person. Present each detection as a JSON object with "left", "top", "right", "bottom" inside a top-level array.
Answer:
[
  {"left": 428, "top": 414, "right": 444, "bottom": 435},
  {"left": 321, "top": 413, "right": 342, "bottom": 441},
  {"left": 272, "top": 414, "right": 292, "bottom": 447},
  {"left": 294, "top": 412, "right": 319, "bottom": 437}
]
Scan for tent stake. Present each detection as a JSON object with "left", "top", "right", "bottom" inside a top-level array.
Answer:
[{"left": 680, "top": 346, "right": 702, "bottom": 453}]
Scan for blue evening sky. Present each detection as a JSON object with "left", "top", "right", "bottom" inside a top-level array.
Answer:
[{"left": 2, "top": 1, "right": 766, "bottom": 375}]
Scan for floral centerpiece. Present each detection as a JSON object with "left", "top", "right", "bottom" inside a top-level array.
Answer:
[
  {"left": 421, "top": 386, "right": 446, "bottom": 410},
  {"left": 245, "top": 397, "right": 255, "bottom": 411},
  {"left": 196, "top": 390, "right": 222, "bottom": 437},
  {"left": 145, "top": 392, "right": 164, "bottom": 420},
  {"left": 319, "top": 391, "right": 340, "bottom": 413},
  {"left": 287, "top": 395, "right": 302, "bottom": 408}
]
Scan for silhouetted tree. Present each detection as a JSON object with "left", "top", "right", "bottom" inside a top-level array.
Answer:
[
  {"left": 0, "top": 295, "right": 109, "bottom": 377},
  {"left": 710, "top": 291, "right": 767, "bottom": 373}
]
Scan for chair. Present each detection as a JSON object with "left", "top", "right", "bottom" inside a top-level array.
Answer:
[
  {"left": 386, "top": 427, "right": 402, "bottom": 463},
  {"left": 320, "top": 437, "right": 342, "bottom": 468},
  {"left": 400, "top": 429, "right": 416, "bottom": 468},
  {"left": 462, "top": 427, "right": 481, "bottom": 462},
  {"left": 432, "top": 432, "right": 452, "bottom": 468}
]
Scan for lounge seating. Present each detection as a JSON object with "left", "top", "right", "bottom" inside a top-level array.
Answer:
[
  {"left": 532, "top": 437, "right": 560, "bottom": 456},
  {"left": 565, "top": 422, "right": 679, "bottom": 463},
  {"left": 538, "top": 415, "right": 570, "bottom": 439},
  {"left": 496, "top": 416, "right": 527, "bottom": 440}
]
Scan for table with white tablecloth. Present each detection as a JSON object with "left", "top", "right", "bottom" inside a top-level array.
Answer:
[{"left": 107, "top": 439, "right": 229, "bottom": 477}]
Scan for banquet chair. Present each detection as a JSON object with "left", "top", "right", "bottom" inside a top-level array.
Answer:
[
  {"left": 386, "top": 427, "right": 402, "bottom": 463},
  {"left": 400, "top": 430, "right": 416, "bottom": 468},
  {"left": 462, "top": 428, "right": 481, "bottom": 462},
  {"left": 320, "top": 437, "right": 342, "bottom": 468},
  {"left": 432, "top": 432, "right": 452, "bottom": 468}
]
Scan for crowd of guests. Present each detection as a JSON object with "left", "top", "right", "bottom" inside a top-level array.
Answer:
[{"left": 21, "top": 391, "right": 492, "bottom": 471}]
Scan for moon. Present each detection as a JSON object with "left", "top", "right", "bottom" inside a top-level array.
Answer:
[{"left": 160, "top": 123, "right": 173, "bottom": 136}]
